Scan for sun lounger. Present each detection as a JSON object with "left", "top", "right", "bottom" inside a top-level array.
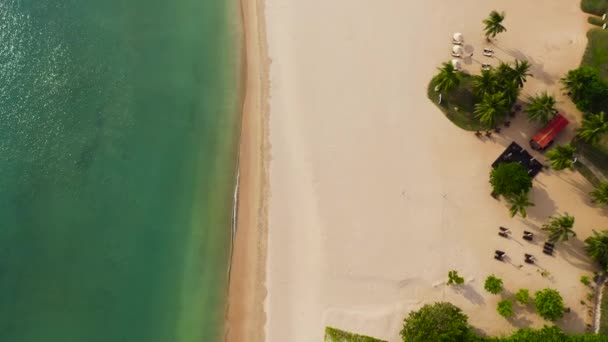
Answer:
[
  {"left": 499, "top": 231, "right": 509, "bottom": 238},
  {"left": 523, "top": 230, "right": 533, "bottom": 235},
  {"left": 499, "top": 227, "right": 509, "bottom": 232},
  {"left": 525, "top": 258, "right": 535, "bottom": 264},
  {"left": 494, "top": 255, "right": 504, "bottom": 261},
  {"left": 483, "top": 48, "right": 494, "bottom": 53},
  {"left": 523, "top": 234, "right": 533, "bottom": 241},
  {"left": 544, "top": 242, "right": 555, "bottom": 249},
  {"left": 483, "top": 52, "right": 493, "bottom": 57},
  {"left": 525, "top": 253, "right": 533, "bottom": 259},
  {"left": 495, "top": 250, "right": 506, "bottom": 256},
  {"left": 451, "top": 52, "right": 461, "bottom": 57},
  {"left": 542, "top": 249, "right": 553, "bottom": 256}
]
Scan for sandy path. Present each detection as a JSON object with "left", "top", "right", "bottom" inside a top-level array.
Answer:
[{"left": 264, "top": 0, "right": 608, "bottom": 341}]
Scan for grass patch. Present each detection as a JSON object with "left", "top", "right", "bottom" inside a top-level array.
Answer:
[
  {"left": 325, "top": 327, "right": 387, "bottom": 342},
  {"left": 582, "top": 29, "right": 608, "bottom": 80},
  {"left": 582, "top": 0, "right": 608, "bottom": 16},
  {"left": 427, "top": 74, "right": 484, "bottom": 131},
  {"left": 588, "top": 16, "right": 606, "bottom": 26},
  {"left": 600, "top": 284, "right": 608, "bottom": 335},
  {"left": 575, "top": 161, "right": 602, "bottom": 186}
]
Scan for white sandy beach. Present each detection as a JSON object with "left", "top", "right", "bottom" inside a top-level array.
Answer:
[{"left": 229, "top": 0, "right": 608, "bottom": 341}]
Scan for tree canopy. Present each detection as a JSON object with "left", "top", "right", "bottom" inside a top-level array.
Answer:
[
  {"left": 400, "top": 302, "right": 473, "bottom": 342},
  {"left": 534, "top": 289, "right": 565, "bottom": 321},
  {"left": 585, "top": 229, "right": 608, "bottom": 268},
  {"left": 489, "top": 163, "right": 533, "bottom": 197},
  {"left": 484, "top": 275, "right": 503, "bottom": 294},
  {"left": 561, "top": 67, "right": 608, "bottom": 113}
]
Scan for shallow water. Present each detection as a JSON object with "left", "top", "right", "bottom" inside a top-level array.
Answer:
[{"left": 0, "top": 1, "right": 241, "bottom": 341}]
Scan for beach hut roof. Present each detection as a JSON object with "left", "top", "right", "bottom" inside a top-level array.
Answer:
[
  {"left": 452, "top": 45, "right": 463, "bottom": 54},
  {"left": 451, "top": 59, "right": 461, "bottom": 68},
  {"left": 453, "top": 32, "right": 464, "bottom": 42}
]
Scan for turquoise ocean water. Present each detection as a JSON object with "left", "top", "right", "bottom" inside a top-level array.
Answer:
[{"left": 0, "top": 0, "right": 242, "bottom": 341}]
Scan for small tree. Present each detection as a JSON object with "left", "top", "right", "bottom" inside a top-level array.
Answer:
[
  {"left": 542, "top": 213, "right": 576, "bottom": 244},
  {"left": 585, "top": 230, "right": 608, "bottom": 268},
  {"left": 483, "top": 10, "right": 507, "bottom": 41},
  {"left": 472, "top": 69, "right": 498, "bottom": 98},
  {"left": 490, "top": 162, "right": 533, "bottom": 197},
  {"left": 515, "top": 289, "right": 530, "bottom": 305},
  {"left": 534, "top": 289, "right": 565, "bottom": 321},
  {"left": 506, "top": 190, "right": 534, "bottom": 218},
  {"left": 497, "top": 299, "right": 514, "bottom": 318},
  {"left": 590, "top": 181, "right": 608, "bottom": 205},
  {"left": 447, "top": 270, "right": 465, "bottom": 285},
  {"left": 484, "top": 275, "right": 503, "bottom": 294},
  {"left": 546, "top": 144, "right": 576, "bottom": 170},
  {"left": 400, "top": 302, "right": 473, "bottom": 342}
]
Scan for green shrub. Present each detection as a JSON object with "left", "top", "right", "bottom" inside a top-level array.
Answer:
[
  {"left": 325, "top": 327, "right": 386, "bottom": 342},
  {"left": 600, "top": 285, "right": 608, "bottom": 335},
  {"left": 447, "top": 270, "right": 465, "bottom": 285},
  {"left": 581, "top": 275, "right": 592, "bottom": 286},
  {"left": 484, "top": 275, "right": 504, "bottom": 295},
  {"left": 534, "top": 289, "right": 565, "bottom": 321},
  {"left": 497, "top": 299, "right": 513, "bottom": 318},
  {"left": 582, "top": 0, "right": 608, "bottom": 16},
  {"left": 588, "top": 16, "right": 606, "bottom": 26},
  {"left": 400, "top": 302, "right": 474, "bottom": 342},
  {"left": 515, "top": 289, "right": 530, "bottom": 305}
]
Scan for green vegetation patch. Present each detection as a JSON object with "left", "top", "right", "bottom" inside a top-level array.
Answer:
[
  {"left": 600, "top": 284, "right": 608, "bottom": 335},
  {"left": 582, "top": 0, "right": 608, "bottom": 16},
  {"left": 588, "top": 16, "right": 606, "bottom": 26},
  {"left": 582, "top": 29, "right": 608, "bottom": 80},
  {"left": 325, "top": 327, "right": 386, "bottom": 342},
  {"left": 427, "top": 75, "right": 484, "bottom": 131}
]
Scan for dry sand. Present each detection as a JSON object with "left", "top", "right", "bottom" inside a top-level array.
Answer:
[{"left": 231, "top": 0, "right": 608, "bottom": 341}]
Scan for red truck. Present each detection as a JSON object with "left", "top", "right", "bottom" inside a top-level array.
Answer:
[{"left": 529, "top": 114, "right": 569, "bottom": 151}]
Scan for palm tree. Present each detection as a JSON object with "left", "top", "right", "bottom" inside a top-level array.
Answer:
[
  {"left": 472, "top": 69, "right": 497, "bottom": 98},
  {"left": 546, "top": 144, "right": 576, "bottom": 170},
  {"left": 577, "top": 112, "right": 608, "bottom": 145},
  {"left": 542, "top": 213, "right": 576, "bottom": 244},
  {"left": 512, "top": 59, "right": 532, "bottom": 88},
  {"left": 433, "top": 62, "right": 461, "bottom": 94},
  {"left": 483, "top": 10, "right": 507, "bottom": 41},
  {"left": 474, "top": 92, "right": 507, "bottom": 128},
  {"left": 585, "top": 230, "right": 608, "bottom": 267},
  {"left": 506, "top": 191, "right": 534, "bottom": 218},
  {"left": 590, "top": 181, "right": 608, "bottom": 205},
  {"left": 525, "top": 92, "right": 557, "bottom": 124}
]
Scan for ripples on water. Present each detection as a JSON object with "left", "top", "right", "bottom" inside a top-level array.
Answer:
[{"left": 0, "top": 0, "right": 239, "bottom": 341}]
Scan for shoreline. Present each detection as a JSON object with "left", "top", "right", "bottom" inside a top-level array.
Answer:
[{"left": 224, "top": 0, "right": 270, "bottom": 339}]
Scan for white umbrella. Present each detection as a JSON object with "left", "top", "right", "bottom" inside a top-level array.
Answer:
[
  {"left": 453, "top": 32, "right": 464, "bottom": 42},
  {"left": 451, "top": 59, "right": 462, "bottom": 69},
  {"left": 452, "top": 45, "right": 464, "bottom": 54}
]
